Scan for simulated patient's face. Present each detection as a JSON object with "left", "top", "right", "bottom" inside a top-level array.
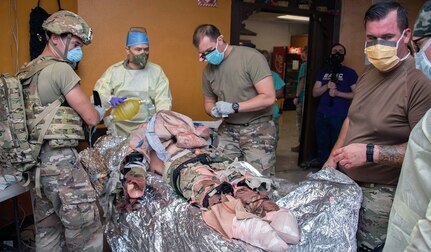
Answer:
[{"left": 126, "top": 181, "right": 146, "bottom": 199}]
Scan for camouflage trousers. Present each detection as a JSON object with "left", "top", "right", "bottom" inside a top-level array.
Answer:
[
  {"left": 357, "top": 184, "right": 396, "bottom": 252},
  {"left": 217, "top": 120, "right": 276, "bottom": 176},
  {"left": 31, "top": 144, "right": 103, "bottom": 251}
]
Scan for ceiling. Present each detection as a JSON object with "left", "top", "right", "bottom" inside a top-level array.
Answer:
[{"left": 246, "top": 11, "right": 309, "bottom": 24}]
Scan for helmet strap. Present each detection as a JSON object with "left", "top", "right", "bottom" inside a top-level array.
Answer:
[
  {"left": 63, "top": 34, "right": 72, "bottom": 56},
  {"left": 49, "top": 33, "right": 72, "bottom": 60}
]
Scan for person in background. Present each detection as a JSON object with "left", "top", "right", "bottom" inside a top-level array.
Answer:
[
  {"left": 291, "top": 46, "right": 308, "bottom": 153},
  {"left": 94, "top": 27, "right": 172, "bottom": 136},
  {"left": 323, "top": 2, "right": 431, "bottom": 250},
  {"left": 384, "top": 1, "right": 431, "bottom": 251},
  {"left": 312, "top": 43, "right": 358, "bottom": 167},
  {"left": 26, "top": 10, "right": 104, "bottom": 251},
  {"left": 260, "top": 49, "right": 286, "bottom": 151},
  {"left": 192, "top": 24, "right": 276, "bottom": 176}
]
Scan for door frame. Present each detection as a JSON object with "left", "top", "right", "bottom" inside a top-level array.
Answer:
[{"left": 230, "top": 0, "right": 342, "bottom": 165}]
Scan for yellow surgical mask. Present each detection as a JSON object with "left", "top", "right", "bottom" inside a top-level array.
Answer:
[{"left": 364, "top": 30, "right": 409, "bottom": 72}]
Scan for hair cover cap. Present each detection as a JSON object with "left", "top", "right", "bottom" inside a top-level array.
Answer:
[
  {"left": 413, "top": 1, "right": 431, "bottom": 37},
  {"left": 127, "top": 31, "right": 149, "bottom": 47}
]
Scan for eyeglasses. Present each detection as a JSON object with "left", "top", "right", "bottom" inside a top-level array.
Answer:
[
  {"left": 412, "top": 37, "right": 428, "bottom": 53},
  {"left": 199, "top": 48, "right": 216, "bottom": 62}
]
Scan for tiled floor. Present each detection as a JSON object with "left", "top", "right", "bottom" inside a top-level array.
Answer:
[{"left": 275, "top": 110, "right": 317, "bottom": 184}]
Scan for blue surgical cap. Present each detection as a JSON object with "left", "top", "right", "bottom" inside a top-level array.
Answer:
[{"left": 127, "top": 31, "right": 149, "bottom": 47}]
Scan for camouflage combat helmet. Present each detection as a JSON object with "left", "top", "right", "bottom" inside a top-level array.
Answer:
[
  {"left": 413, "top": 1, "right": 431, "bottom": 37},
  {"left": 42, "top": 10, "right": 93, "bottom": 45}
]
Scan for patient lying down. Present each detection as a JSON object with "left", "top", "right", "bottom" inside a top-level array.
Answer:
[{"left": 121, "top": 110, "right": 299, "bottom": 252}]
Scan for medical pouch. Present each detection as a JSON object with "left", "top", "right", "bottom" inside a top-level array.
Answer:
[
  {"left": 0, "top": 73, "right": 37, "bottom": 174},
  {"left": 36, "top": 106, "right": 85, "bottom": 148}
]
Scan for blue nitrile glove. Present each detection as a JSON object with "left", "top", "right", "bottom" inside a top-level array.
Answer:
[
  {"left": 215, "top": 101, "right": 235, "bottom": 115},
  {"left": 94, "top": 105, "right": 105, "bottom": 123},
  {"left": 110, "top": 96, "right": 127, "bottom": 107},
  {"left": 210, "top": 106, "right": 223, "bottom": 118}
]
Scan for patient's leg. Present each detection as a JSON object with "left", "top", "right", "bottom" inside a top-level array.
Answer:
[
  {"left": 232, "top": 217, "right": 288, "bottom": 252},
  {"left": 265, "top": 208, "right": 300, "bottom": 244},
  {"left": 234, "top": 186, "right": 279, "bottom": 217}
]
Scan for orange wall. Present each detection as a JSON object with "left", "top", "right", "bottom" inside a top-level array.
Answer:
[
  {"left": 1, "top": 1, "right": 425, "bottom": 119},
  {"left": 0, "top": 0, "right": 77, "bottom": 74},
  {"left": 339, "top": 0, "right": 370, "bottom": 74},
  {"left": 78, "top": 0, "right": 231, "bottom": 121}
]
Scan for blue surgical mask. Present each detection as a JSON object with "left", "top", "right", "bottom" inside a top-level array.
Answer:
[
  {"left": 67, "top": 47, "right": 83, "bottom": 63},
  {"left": 205, "top": 39, "right": 228, "bottom": 65},
  {"left": 59, "top": 37, "right": 83, "bottom": 63},
  {"left": 415, "top": 39, "right": 431, "bottom": 80}
]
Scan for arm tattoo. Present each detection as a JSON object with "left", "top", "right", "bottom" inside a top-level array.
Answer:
[{"left": 377, "top": 143, "right": 407, "bottom": 167}]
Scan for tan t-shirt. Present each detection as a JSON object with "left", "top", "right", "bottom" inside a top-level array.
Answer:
[
  {"left": 202, "top": 46, "right": 272, "bottom": 124},
  {"left": 37, "top": 61, "right": 80, "bottom": 106},
  {"left": 341, "top": 56, "right": 431, "bottom": 185}
]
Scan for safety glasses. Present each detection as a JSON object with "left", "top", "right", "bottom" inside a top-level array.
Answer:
[
  {"left": 412, "top": 37, "right": 429, "bottom": 53},
  {"left": 199, "top": 48, "right": 216, "bottom": 62}
]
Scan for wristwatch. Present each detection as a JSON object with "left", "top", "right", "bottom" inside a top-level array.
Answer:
[
  {"left": 232, "top": 102, "right": 239, "bottom": 113},
  {"left": 366, "top": 143, "right": 374, "bottom": 162}
]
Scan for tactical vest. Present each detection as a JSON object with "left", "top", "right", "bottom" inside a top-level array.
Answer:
[{"left": 19, "top": 56, "right": 85, "bottom": 152}]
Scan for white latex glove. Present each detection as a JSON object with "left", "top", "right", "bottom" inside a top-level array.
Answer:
[
  {"left": 210, "top": 106, "right": 223, "bottom": 118},
  {"left": 215, "top": 101, "right": 235, "bottom": 115},
  {"left": 94, "top": 105, "right": 105, "bottom": 123}
]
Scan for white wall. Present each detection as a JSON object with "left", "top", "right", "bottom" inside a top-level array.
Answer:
[{"left": 241, "top": 20, "right": 308, "bottom": 52}]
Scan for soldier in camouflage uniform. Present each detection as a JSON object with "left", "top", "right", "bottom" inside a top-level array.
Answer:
[
  {"left": 24, "top": 10, "right": 105, "bottom": 251},
  {"left": 322, "top": 2, "right": 431, "bottom": 251},
  {"left": 192, "top": 24, "right": 277, "bottom": 176}
]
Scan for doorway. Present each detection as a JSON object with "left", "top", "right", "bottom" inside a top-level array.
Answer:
[{"left": 230, "top": 0, "right": 342, "bottom": 167}]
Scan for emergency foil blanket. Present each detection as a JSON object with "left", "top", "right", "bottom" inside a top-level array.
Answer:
[
  {"left": 105, "top": 170, "right": 361, "bottom": 252},
  {"left": 79, "top": 135, "right": 128, "bottom": 216},
  {"left": 81, "top": 136, "right": 362, "bottom": 251},
  {"left": 106, "top": 173, "right": 259, "bottom": 252},
  {"left": 277, "top": 168, "right": 363, "bottom": 252}
]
